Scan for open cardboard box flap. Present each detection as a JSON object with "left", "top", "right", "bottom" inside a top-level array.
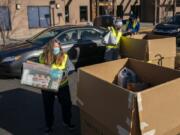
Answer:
[
  {"left": 120, "top": 34, "right": 176, "bottom": 61},
  {"left": 77, "top": 58, "right": 180, "bottom": 135}
]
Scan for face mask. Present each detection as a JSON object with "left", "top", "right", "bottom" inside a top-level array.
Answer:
[{"left": 53, "top": 48, "right": 60, "bottom": 55}]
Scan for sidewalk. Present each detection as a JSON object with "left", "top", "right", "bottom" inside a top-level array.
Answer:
[
  {"left": 0, "top": 38, "right": 25, "bottom": 46},
  {"left": 140, "top": 23, "right": 154, "bottom": 32}
]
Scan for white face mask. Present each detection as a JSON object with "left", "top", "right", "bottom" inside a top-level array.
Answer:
[{"left": 53, "top": 48, "right": 61, "bottom": 55}]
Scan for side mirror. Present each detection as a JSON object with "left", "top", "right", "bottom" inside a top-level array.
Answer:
[{"left": 77, "top": 39, "right": 82, "bottom": 42}]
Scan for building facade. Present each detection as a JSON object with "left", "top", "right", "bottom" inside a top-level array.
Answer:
[
  {"left": 1, "top": 0, "right": 180, "bottom": 40},
  {"left": 90, "top": 0, "right": 141, "bottom": 21},
  {"left": 90, "top": 0, "right": 180, "bottom": 24},
  {"left": 0, "top": 0, "right": 90, "bottom": 39}
]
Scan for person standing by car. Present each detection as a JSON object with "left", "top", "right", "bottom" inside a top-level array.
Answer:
[
  {"left": 104, "top": 19, "right": 123, "bottom": 61},
  {"left": 125, "top": 16, "right": 140, "bottom": 35},
  {"left": 39, "top": 39, "right": 75, "bottom": 135}
]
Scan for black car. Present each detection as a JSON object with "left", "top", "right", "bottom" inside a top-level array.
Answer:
[
  {"left": 0, "top": 25, "right": 106, "bottom": 77},
  {"left": 93, "top": 15, "right": 115, "bottom": 28},
  {"left": 153, "top": 14, "right": 180, "bottom": 45}
]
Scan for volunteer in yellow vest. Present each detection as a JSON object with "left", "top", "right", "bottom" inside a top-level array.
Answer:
[
  {"left": 104, "top": 19, "right": 123, "bottom": 61},
  {"left": 39, "top": 39, "right": 75, "bottom": 135},
  {"left": 126, "top": 16, "right": 140, "bottom": 34}
]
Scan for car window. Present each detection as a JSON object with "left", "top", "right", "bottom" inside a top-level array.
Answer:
[
  {"left": 167, "top": 15, "right": 180, "bottom": 25},
  {"left": 57, "top": 30, "right": 78, "bottom": 44},
  {"left": 29, "top": 29, "right": 62, "bottom": 44},
  {"left": 79, "top": 29, "right": 102, "bottom": 41},
  {"left": 174, "top": 16, "right": 180, "bottom": 25}
]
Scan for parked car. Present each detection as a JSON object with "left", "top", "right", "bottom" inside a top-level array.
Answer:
[
  {"left": 93, "top": 15, "right": 115, "bottom": 28},
  {"left": 0, "top": 25, "right": 106, "bottom": 77},
  {"left": 153, "top": 14, "right": 180, "bottom": 46},
  {"left": 153, "top": 14, "right": 180, "bottom": 69}
]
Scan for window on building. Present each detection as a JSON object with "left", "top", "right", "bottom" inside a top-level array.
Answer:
[
  {"left": 99, "top": 6, "right": 110, "bottom": 15},
  {"left": 99, "top": 0, "right": 112, "bottom": 2},
  {"left": 177, "top": 0, "right": 180, "bottom": 7},
  {"left": 0, "top": 6, "right": 11, "bottom": 31},
  {"left": 131, "top": 5, "right": 141, "bottom": 18},
  {"left": 117, "top": 5, "right": 124, "bottom": 18},
  {"left": 27, "top": 6, "right": 50, "bottom": 28},
  {"left": 80, "top": 6, "right": 88, "bottom": 22}
]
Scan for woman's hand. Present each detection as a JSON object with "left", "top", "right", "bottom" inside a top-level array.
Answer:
[
  {"left": 50, "top": 69, "right": 63, "bottom": 79},
  {"left": 26, "top": 60, "right": 34, "bottom": 64}
]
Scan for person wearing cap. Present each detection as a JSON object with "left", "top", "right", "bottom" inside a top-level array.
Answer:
[
  {"left": 104, "top": 19, "right": 123, "bottom": 61},
  {"left": 126, "top": 16, "right": 140, "bottom": 34}
]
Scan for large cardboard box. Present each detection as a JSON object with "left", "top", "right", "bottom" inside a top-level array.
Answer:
[
  {"left": 120, "top": 34, "right": 176, "bottom": 68},
  {"left": 77, "top": 58, "right": 180, "bottom": 135}
]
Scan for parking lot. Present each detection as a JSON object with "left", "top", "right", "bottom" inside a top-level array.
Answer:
[{"left": 0, "top": 73, "right": 81, "bottom": 135}]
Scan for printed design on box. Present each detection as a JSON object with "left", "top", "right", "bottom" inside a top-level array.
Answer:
[{"left": 21, "top": 62, "right": 63, "bottom": 91}]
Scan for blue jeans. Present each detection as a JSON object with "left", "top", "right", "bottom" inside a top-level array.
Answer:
[{"left": 104, "top": 48, "right": 120, "bottom": 61}]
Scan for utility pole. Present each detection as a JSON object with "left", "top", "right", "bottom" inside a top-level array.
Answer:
[
  {"left": 154, "top": 0, "right": 157, "bottom": 25},
  {"left": 97, "top": 0, "right": 99, "bottom": 17},
  {"left": 173, "top": 0, "right": 176, "bottom": 16},
  {"left": 50, "top": 0, "right": 56, "bottom": 26}
]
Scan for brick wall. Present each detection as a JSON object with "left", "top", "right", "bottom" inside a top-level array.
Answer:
[{"left": 0, "top": 0, "right": 90, "bottom": 39}]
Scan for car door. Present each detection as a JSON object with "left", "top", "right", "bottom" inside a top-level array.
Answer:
[
  {"left": 56, "top": 29, "right": 79, "bottom": 63},
  {"left": 78, "top": 28, "right": 105, "bottom": 64}
]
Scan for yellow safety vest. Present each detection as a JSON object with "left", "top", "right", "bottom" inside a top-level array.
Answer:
[
  {"left": 126, "top": 20, "right": 138, "bottom": 29},
  {"left": 107, "top": 27, "right": 122, "bottom": 49},
  {"left": 39, "top": 54, "right": 69, "bottom": 87}
]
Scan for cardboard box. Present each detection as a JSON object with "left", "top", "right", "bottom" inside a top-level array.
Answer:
[
  {"left": 21, "top": 62, "right": 62, "bottom": 92},
  {"left": 120, "top": 34, "right": 176, "bottom": 68},
  {"left": 77, "top": 58, "right": 180, "bottom": 135},
  {"left": 175, "top": 49, "right": 180, "bottom": 69},
  {"left": 148, "top": 57, "right": 175, "bottom": 69}
]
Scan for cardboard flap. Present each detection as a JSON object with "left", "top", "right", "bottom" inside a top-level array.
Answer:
[
  {"left": 77, "top": 69, "right": 136, "bottom": 135},
  {"left": 127, "top": 34, "right": 146, "bottom": 39},
  {"left": 148, "top": 37, "right": 176, "bottom": 60},
  {"left": 126, "top": 59, "right": 180, "bottom": 86},
  {"left": 120, "top": 34, "right": 176, "bottom": 61},
  {"left": 79, "top": 58, "right": 128, "bottom": 83},
  {"left": 137, "top": 78, "right": 180, "bottom": 135},
  {"left": 120, "top": 37, "right": 148, "bottom": 60}
]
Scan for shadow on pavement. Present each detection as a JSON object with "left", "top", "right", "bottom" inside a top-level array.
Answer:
[{"left": 0, "top": 88, "right": 81, "bottom": 135}]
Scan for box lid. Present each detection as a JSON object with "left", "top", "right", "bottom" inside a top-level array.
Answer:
[{"left": 120, "top": 34, "right": 176, "bottom": 61}]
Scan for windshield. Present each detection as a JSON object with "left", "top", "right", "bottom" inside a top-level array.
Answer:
[
  {"left": 167, "top": 15, "right": 180, "bottom": 25},
  {"left": 28, "top": 28, "right": 62, "bottom": 45}
]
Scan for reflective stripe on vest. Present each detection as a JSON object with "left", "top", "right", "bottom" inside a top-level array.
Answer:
[
  {"left": 111, "top": 27, "right": 116, "bottom": 37},
  {"left": 39, "top": 54, "right": 45, "bottom": 64},
  {"left": 107, "top": 45, "right": 118, "bottom": 49}
]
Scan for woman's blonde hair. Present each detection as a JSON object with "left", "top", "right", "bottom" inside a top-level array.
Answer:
[{"left": 41, "top": 39, "right": 65, "bottom": 65}]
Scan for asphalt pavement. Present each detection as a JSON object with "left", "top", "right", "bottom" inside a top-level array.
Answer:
[{"left": 0, "top": 73, "right": 81, "bottom": 135}]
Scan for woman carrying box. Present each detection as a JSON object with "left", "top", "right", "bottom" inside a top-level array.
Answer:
[{"left": 39, "top": 39, "right": 75, "bottom": 135}]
